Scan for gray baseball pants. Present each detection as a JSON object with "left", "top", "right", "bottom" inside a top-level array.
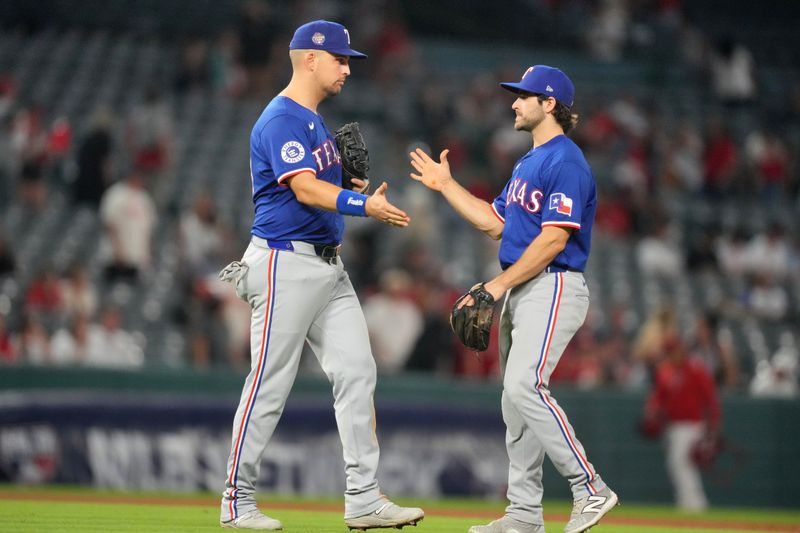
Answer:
[
  {"left": 220, "top": 237, "right": 384, "bottom": 522},
  {"left": 500, "top": 271, "right": 606, "bottom": 526}
]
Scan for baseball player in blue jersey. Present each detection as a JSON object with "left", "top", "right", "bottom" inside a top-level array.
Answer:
[
  {"left": 218, "top": 20, "right": 423, "bottom": 530},
  {"left": 410, "top": 66, "right": 618, "bottom": 533}
]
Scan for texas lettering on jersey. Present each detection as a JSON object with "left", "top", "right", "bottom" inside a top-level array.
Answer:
[
  {"left": 505, "top": 177, "right": 543, "bottom": 214},
  {"left": 311, "top": 139, "right": 341, "bottom": 172}
]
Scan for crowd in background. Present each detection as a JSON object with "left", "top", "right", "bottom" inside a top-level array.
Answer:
[{"left": 0, "top": 0, "right": 798, "bottom": 399}]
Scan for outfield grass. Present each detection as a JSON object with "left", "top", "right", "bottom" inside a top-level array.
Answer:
[{"left": 0, "top": 487, "right": 798, "bottom": 533}]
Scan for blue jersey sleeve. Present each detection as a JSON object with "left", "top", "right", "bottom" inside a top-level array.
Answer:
[
  {"left": 491, "top": 182, "right": 509, "bottom": 222},
  {"left": 541, "top": 161, "right": 587, "bottom": 229},
  {"left": 257, "top": 114, "right": 317, "bottom": 186}
]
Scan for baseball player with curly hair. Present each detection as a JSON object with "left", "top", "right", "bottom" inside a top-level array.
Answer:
[
  {"left": 410, "top": 66, "right": 617, "bottom": 533},
  {"left": 218, "top": 20, "right": 423, "bottom": 530}
]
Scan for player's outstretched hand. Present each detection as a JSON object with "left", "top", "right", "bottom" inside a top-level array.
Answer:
[
  {"left": 409, "top": 148, "right": 453, "bottom": 192},
  {"left": 365, "top": 182, "right": 410, "bottom": 227}
]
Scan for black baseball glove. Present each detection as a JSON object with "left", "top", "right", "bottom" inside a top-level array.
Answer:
[
  {"left": 450, "top": 283, "right": 496, "bottom": 352},
  {"left": 335, "top": 122, "right": 370, "bottom": 193}
]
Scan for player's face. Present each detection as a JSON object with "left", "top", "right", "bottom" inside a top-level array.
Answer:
[
  {"left": 315, "top": 52, "right": 351, "bottom": 97},
  {"left": 512, "top": 93, "right": 547, "bottom": 132}
]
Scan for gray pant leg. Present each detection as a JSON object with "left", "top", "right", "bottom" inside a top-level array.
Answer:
[
  {"left": 307, "top": 261, "right": 383, "bottom": 519},
  {"left": 503, "top": 391, "right": 546, "bottom": 525},
  {"left": 221, "top": 246, "right": 334, "bottom": 521},
  {"left": 503, "top": 272, "right": 605, "bottom": 502},
  {"left": 499, "top": 296, "right": 545, "bottom": 525}
]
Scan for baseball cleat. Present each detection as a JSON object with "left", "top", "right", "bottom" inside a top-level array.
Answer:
[
  {"left": 563, "top": 486, "right": 619, "bottom": 533},
  {"left": 345, "top": 501, "right": 424, "bottom": 530},
  {"left": 220, "top": 509, "right": 283, "bottom": 530},
  {"left": 468, "top": 516, "right": 544, "bottom": 533}
]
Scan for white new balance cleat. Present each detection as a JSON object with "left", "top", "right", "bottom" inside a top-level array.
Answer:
[
  {"left": 345, "top": 501, "right": 425, "bottom": 530},
  {"left": 563, "top": 486, "right": 619, "bottom": 533},
  {"left": 468, "top": 516, "right": 544, "bottom": 533},
  {"left": 220, "top": 509, "right": 283, "bottom": 530}
]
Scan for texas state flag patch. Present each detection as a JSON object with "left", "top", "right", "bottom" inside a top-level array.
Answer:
[{"left": 549, "top": 192, "right": 573, "bottom": 216}]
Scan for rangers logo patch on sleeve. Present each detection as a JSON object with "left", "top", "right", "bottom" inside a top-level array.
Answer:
[
  {"left": 549, "top": 192, "right": 573, "bottom": 216},
  {"left": 281, "top": 141, "right": 305, "bottom": 163}
]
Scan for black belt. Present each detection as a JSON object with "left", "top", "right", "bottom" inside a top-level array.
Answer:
[
  {"left": 313, "top": 244, "right": 340, "bottom": 262},
  {"left": 544, "top": 264, "right": 582, "bottom": 273},
  {"left": 265, "top": 239, "right": 340, "bottom": 264}
]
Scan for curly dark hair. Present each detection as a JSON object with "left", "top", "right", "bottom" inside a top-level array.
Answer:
[{"left": 537, "top": 95, "right": 578, "bottom": 134}]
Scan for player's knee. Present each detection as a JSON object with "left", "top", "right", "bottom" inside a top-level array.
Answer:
[
  {"left": 503, "top": 377, "right": 535, "bottom": 407},
  {"left": 337, "top": 358, "right": 376, "bottom": 386}
]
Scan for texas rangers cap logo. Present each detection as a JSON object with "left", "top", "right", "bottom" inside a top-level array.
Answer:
[
  {"left": 311, "top": 32, "right": 325, "bottom": 45},
  {"left": 549, "top": 192, "right": 573, "bottom": 216},
  {"left": 281, "top": 141, "right": 305, "bottom": 163}
]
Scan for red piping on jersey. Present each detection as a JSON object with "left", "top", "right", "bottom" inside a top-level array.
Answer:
[
  {"left": 542, "top": 221, "right": 581, "bottom": 229},
  {"left": 491, "top": 203, "right": 505, "bottom": 223},
  {"left": 276, "top": 167, "right": 316, "bottom": 187}
]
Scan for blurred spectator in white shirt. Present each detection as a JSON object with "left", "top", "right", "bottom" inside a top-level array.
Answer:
[
  {"left": 179, "top": 191, "right": 230, "bottom": 277},
  {"left": 50, "top": 314, "right": 91, "bottom": 365},
  {"left": 363, "top": 269, "right": 423, "bottom": 375},
  {"left": 710, "top": 37, "right": 756, "bottom": 106},
  {"left": 743, "top": 274, "right": 789, "bottom": 321},
  {"left": 15, "top": 314, "right": 50, "bottom": 365},
  {"left": 744, "top": 223, "right": 790, "bottom": 282},
  {"left": 59, "top": 263, "right": 98, "bottom": 319},
  {"left": 715, "top": 227, "right": 750, "bottom": 280},
  {"left": 586, "top": 0, "right": 629, "bottom": 61},
  {"left": 750, "top": 334, "right": 798, "bottom": 398},
  {"left": 84, "top": 307, "right": 144, "bottom": 368},
  {"left": 99, "top": 171, "right": 157, "bottom": 283},
  {"left": 636, "top": 220, "right": 685, "bottom": 279}
]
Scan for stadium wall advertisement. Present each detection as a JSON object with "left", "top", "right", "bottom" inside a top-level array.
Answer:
[{"left": 1, "top": 368, "right": 798, "bottom": 508}]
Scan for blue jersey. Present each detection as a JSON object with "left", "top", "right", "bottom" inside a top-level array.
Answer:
[
  {"left": 249, "top": 96, "right": 344, "bottom": 244},
  {"left": 491, "top": 135, "right": 596, "bottom": 271}
]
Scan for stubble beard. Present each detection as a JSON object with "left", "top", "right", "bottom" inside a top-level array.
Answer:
[
  {"left": 515, "top": 113, "right": 543, "bottom": 132},
  {"left": 324, "top": 79, "right": 345, "bottom": 98}
]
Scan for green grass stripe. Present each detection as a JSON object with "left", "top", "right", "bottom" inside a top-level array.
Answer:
[{"left": 1, "top": 486, "right": 798, "bottom": 533}]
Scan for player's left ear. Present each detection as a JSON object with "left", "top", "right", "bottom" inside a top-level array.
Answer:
[{"left": 306, "top": 51, "right": 318, "bottom": 71}]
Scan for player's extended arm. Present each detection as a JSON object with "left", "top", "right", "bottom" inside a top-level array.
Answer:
[
  {"left": 483, "top": 226, "right": 571, "bottom": 299},
  {"left": 409, "top": 148, "right": 504, "bottom": 239},
  {"left": 287, "top": 171, "right": 410, "bottom": 226}
]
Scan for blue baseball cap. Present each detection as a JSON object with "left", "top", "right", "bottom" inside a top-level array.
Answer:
[
  {"left": 289, "top": 20, "right": 367, "bottom": 58},
  {"left": 500, "top": 65, "right": 575, "bottom": 108}
]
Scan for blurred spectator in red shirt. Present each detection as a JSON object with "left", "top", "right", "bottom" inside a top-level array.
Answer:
[
  {"left": 0, "top": 315, "right": 16, "bottom": 364},
  {"left": 25, "top": 268, "right": 63, "bottom": 315},
  {"left": 703, "top": 120, "right": 738, "bottom": 196},
  {"left": 594, "top": 186, "right": 633, "bottom": 239},
  {"left": 126, "top": 87, "right": 174, "bottom": 183},
  {"left": 551, "top": 326, "right": 603, "bottom": 388},
  {"left": 47, "top": 115, "right": 71, "bottom": 184},
  {"left": 643, "top": 335, "right": 721, "bottom": 512},
  {"left": 745, "top": 131, "right": 788, "bottom": 201}
]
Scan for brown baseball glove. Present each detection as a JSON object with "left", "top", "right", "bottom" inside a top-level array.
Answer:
[{"left": 450, "top": 283, "right": 495, "bottom": 352}]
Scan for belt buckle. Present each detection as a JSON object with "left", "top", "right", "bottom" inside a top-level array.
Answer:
[{"left": 317, "top": 245, "right": 339, "bottom": 264}]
